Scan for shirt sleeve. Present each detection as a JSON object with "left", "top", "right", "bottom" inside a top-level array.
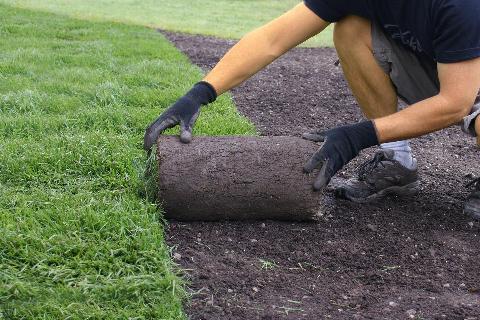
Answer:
[
  {"left": 433, "top": 1, "right": 480, "bottom": 63},
  {"left": 303, "top": 0, "right": 347, "bottom": 23}
]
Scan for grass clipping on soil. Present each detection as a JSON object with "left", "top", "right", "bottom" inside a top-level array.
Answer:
[{"left": 0, "top": 4, "right": 254, "bottom": 319}]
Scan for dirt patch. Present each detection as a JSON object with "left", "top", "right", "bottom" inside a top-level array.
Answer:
[{"left": 162, "top": 31, "right": 480, "bottom": 320}]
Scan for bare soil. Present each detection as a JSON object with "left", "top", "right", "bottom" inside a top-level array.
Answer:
[{"left": 162, "top": 31, "right": 480, "bottom": 320}]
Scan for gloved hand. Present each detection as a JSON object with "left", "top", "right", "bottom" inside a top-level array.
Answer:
[
  {"left": 143, "top": 81, "right": 217, "bottom": 150},
  {"left": 303, "top": 121, "right": 379, "bottom": 191}
]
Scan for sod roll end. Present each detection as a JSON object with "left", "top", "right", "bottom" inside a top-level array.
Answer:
[{"left": 156, "top": 135, "right": 325, "bottom": 221}]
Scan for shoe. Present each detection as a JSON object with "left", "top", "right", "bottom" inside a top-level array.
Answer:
[
  {"left": 335, "top": 150, "right": 420, "bottom": 203},
  {"left": 464, "top": 177, "right": 480, "bottom": 220}
]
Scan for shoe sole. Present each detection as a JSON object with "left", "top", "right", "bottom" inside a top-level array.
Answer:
[{"left": 336, "top": 180, "right": 421, "bottom": 204}]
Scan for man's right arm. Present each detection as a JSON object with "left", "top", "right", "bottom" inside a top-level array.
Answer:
[
  {"left": 144, "top": 3, "right": 329, "bottom": 149},
  {"left": 203, "top": 3, "right": 330, "bottom": 95}
]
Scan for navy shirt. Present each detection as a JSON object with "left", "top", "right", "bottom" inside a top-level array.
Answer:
[{"left": 304, "top": 0, "right": 480, "bottom": 63}]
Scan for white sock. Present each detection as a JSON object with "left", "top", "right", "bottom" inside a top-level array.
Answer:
[{"left": 380, "top": 140, "right": 417, "bottom": 170}]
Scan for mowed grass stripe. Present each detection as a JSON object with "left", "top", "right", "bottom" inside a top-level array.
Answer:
[
  {"left": 0, "top": 0, "right": 334, "bottom": 47},
  {"left": 0, "top": 4, "right": 255, "bottom": 319}
]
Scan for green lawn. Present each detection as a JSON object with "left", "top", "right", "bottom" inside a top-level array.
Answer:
[
  {"left": 0, "top": 0, "right": 334, "bottom": 47},
  {"left": 0, "top": 4, "right": 254, "bottom": 319}
]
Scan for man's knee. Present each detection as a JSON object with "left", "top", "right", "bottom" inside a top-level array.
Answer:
[{"left": 333, "top": 15, "right": 372, "bottom": 50}]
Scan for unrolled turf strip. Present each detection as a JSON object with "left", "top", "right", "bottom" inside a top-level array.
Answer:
[{"left": 156, "top": 135, "right": 324, "bottom": 221}]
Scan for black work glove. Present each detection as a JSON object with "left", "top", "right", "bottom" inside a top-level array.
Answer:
[
  {"left": 303, "top": 121, "right": 379, "bottom": 191},
  {"left": 143, "top": 81, "right": 217, "bottom": 150}
]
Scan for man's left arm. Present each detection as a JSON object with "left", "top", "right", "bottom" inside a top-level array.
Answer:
[
  {"left": 304, "top": 58, "right": 480, "bottom": 191},
  {"left": 375, "top": 57, "right": 480, "bottom": 143}
]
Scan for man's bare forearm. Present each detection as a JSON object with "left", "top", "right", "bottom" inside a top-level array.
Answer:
[
  {"left": 374, "top": 94, "right": 473, "bottom": 142},
  {"left": 203, "top": 29, "right": 283, "bottom": 95},
  {"left": 203, "top": 3, "right": 329, "bottom": 95},
  {"left": 376, "top": 58, "right": 480, "bottom": 143}
]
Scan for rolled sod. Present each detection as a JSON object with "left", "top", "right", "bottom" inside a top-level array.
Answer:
[{"left": 156, "top": 135, "right": 325, "bottom": 221}]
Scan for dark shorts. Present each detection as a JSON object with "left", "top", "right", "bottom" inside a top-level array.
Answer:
[{"left": 371, "top": 22, "right": 480, "bottom": 137}]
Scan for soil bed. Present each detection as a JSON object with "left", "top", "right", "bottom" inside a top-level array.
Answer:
[{"left": 163, "top": 31, "right": 480, "bottom": 320}]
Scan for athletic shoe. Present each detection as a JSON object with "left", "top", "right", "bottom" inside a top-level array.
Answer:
[
  {"left": 335, "top": 150, "right": 420, "bottom": 203},
  {"left": 464, "top": 177, "right": 480, "bottom": 220}
]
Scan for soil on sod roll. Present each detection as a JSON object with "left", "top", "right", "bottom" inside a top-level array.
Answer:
[
  {"left": 157, "top": 135, "right": 323, "bottom": 221},
  {"left": 162, "top": 31, "right": 480, "bottom": 320}
]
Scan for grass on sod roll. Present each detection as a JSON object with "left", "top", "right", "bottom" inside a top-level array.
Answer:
[
  {"left": 0, "top": 0, "right": 334, "bottom": 47},
  {"left": 0, "top": 4, "right": 255, "bottom": 319}
]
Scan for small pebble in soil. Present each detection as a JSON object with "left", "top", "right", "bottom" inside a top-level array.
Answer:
[
  {"left": 250, "top": 239, "right": 257, "bottom": 243},
  {"left": 388, "top": 301, "right": 399, "bottom": 307},
  {"left": 406, "top": 309, "right": 417, "bottom": 318},
  {"left": 173, "top": 253, "right": 182, "bottom": 261},
  {"left": 227, "top": 289, "right": 233, "bottom": 293},
  {"left": 443, "top": 283, "right": 450, "bottom": 288},
  {"left": 252, "top": 287, "right": 259, "bottom": 293},
  {"left": 261, "top": 223, "right": 266, "bottom": 228}
]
